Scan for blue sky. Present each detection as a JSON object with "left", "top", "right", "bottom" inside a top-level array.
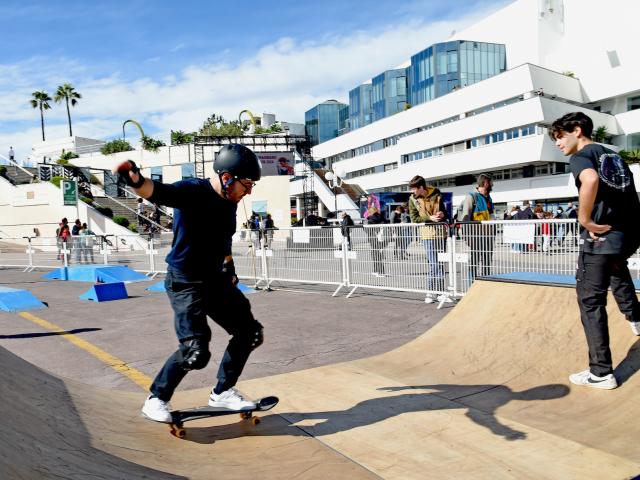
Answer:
[{"left": 0, "top": 0, "right": 510, "bottom": 161}]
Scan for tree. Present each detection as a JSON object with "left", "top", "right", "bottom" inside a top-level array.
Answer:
[
  {"left": 593, "top": 126, "right": 609, "bottom": 143},
  {"left": 30, "top": 90, "right": 52, "bottom": 141},
  {"left": 171, "top": 130, "right": 194, "bottom": 145},
  {"left": 100, "top": 139, "right": 134, "bottom": 155},
  {"left": 54, "top": 83, "right": 82, "bottom": 137},
  {"left": 141, "top": 135, "right": 166, "bottom": 152},
  {"left": 619, "top": 149, "right": 640, "bottom": 164},
  {"left": 198, "top": 114, "right": 244, "bottom": 137}
]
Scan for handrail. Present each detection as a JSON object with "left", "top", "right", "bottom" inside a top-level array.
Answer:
[
  {"left": 90, "top": 182, "right": 169, "bottom": 232},
  {"left": 0, "top": 154, "right": 35, "bottom": 179}
]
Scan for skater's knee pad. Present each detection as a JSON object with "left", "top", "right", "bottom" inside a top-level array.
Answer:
[
  {"left": 180, "top": 338, "right": 211, "bottom": 370},
  {"left": 250, "top": 322, "right": 264, "bottom": 350}
]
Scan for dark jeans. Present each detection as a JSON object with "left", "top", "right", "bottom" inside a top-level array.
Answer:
[
  {"left": 576, "top": 251, "right": 640, "bottom": 376},
  {"left": 467, "top": 234, "right": 495, "bottom": 279},
  {"left": 150, "top": 268, "right": 262, "bottom": 401}
]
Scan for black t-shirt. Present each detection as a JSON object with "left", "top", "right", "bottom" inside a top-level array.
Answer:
[
  {"left": 570, "top": 143, "right": 640, "bottom": 254},
  {"left": 148, "top": 178, "right": 237, "bottom": 276}
]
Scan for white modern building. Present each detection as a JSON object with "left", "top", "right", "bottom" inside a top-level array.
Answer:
[{"left": 301, "top": 0, "right": 640, "bottom": 214}]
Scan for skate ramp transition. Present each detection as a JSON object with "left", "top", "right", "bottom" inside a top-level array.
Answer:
[{"left": 3, "top": 280, "right": 640, "bottom": 479}]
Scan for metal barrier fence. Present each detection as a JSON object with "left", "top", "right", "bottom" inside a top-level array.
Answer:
[{"left": 2, "top": 220, "right": 639, "bottom": 306}]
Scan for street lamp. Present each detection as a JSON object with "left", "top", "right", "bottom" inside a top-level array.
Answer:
[{"left": 325, "top": 169, "right": 344, "bottom": 218}]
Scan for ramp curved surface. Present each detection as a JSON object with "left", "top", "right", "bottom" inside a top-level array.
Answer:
[{"left": 3, "top": 280, "right": 639, "bottom": 479}]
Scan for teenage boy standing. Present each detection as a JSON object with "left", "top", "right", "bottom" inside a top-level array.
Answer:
[{"left": 551, "top": 112, "right": 640, "bottom": 390}]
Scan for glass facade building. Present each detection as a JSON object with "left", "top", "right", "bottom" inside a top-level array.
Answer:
[
  {"left": 410, "top": 40, "right": 506, "bottom": 107},
  {"left": 305, "top": 100, "right": 349, "bottom": 146},
  {"left": 372, "top": 69, "right": 408, "bottom": 121},
  {"left": 349, "top": 84, "right": 373, "bottom": 130}
]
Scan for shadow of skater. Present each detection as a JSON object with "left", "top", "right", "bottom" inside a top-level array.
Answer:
[
  {"left": 379, "top": 383, "right": 569, "bottom": 440},
  {"left": 614, "top": 338, "right": 640, "bottom": 385},
  {"left": 184, "top": 383, "right": 568, "bottom": 444}
]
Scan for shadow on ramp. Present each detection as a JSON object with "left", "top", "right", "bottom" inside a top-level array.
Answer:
[{"left": 182, "top": 383, "right": 569, "bottom": 445}]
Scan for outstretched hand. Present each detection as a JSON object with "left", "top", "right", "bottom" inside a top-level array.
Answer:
[{"left": 113, "top": 160, "right": 144, "bottom": 188}]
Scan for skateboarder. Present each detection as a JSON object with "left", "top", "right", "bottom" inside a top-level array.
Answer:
[
  {"left": 550, "top": 112, "right": 640, "bottom": 390},
  {"left": 114, "top": 144, "right": 265, "bottom": 422}
]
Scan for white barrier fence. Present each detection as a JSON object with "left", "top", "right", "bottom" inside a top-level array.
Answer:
[{"left": 2, "top": 220, "right": 639, "bottom": 305}]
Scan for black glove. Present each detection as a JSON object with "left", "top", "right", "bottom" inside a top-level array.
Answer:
[
  {"left": 116, "top": 160, "right": 145, "bottom": 188},
  {"left": 222, "top": 259, "right": 239, "bottom": 286}
]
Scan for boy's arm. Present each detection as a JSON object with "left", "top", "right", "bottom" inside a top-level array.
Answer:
[
  {"left": 459, "top": 194, "right": 474, "bottom": 221},
  {"left": 408, "top": 198, "right": 422, "bottom": 223},
  {"left": 577, "top": 168, "right": 611, "bottom": 235},
  {"left": 113, "top": 160, "right": 154, "bottom": 199}
]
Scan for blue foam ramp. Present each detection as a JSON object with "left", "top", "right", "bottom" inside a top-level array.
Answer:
[
  {"left": 43, "top": 265, "right": 148, "bottom": 283},
  {"left": 487, "top": 272, "right": 640, "bottom": 290},
  {"left": 146, "top": 281, "right": 166, "bottom": 292},
  {"left": 0, "top": 286, "right": 47, "bottom": 312},
  {"left": 79, "top": 282, "right": 128, "bottom": 302},
  {"left": 145, "top": 281, "right": 257, "bottom": 294}
]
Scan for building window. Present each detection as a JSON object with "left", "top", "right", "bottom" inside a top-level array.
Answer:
[
  {"left": 628, "top": 96, "right": 640, "bottom": 111},
  {"left": 181, "top": 163, "right": 195, "bottom": 180},
  {"left": 150, "top": 166, "right": 163, "bottom": 183}
]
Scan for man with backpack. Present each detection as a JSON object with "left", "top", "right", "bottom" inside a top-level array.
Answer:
[{"left": 458, "top": 173, "right": 495, "bottom": 281}]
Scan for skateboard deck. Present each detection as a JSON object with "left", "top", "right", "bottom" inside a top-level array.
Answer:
[{"left": 167, "top": 396, "right": 278, "bottom": 438}]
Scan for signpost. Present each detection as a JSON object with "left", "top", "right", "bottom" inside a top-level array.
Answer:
[{"left": 62, "top": 180, "right": 78, "bottom": 206}]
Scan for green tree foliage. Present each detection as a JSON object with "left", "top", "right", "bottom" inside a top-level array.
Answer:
[
  {"left": 171, "top": 130, "right": 195, "bottom": 145},
  {"left": 112, "top": 216, "right": 130, "bottom": 228},
  {"left": 56, "top": 150, "right": 79, "bottom": 164},
  {"left": 255, "top": 124, "right": 284, "bottom": 134},
  {"left": 199, "top": 114, "right": 244, "bottom": 137},
  {"left": 50, "top": 176, "right": 63, "bottom": 188},
  {"left": 619, "top": 149, "right": 640, "bottom": 164},
  {"left": 141, "top": 135, "right": 166, "bottom": 152},
  {"left": 54, "top": 83, "right": 82, "bottom": 137},
  {"left": 30, "top": 91, "right": 52, "bottom": 141},
  {"left": 593, "top": 126, "right": 609, "bottom": 143},
  {"left": 100, "top": 139, "right": 134, "bottom": 155}
]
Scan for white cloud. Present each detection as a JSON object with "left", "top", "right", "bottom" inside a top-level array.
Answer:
[{"left": 0, "top": 1, "right": 506, "bottom": 161}]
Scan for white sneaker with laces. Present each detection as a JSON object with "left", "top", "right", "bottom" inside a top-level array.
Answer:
[
  {"left": 630, "top": 321, "right": 640, "bottom": 336},
  {"left": 569, "top": 369, "right": 617, "bottom": 390},
  {"left": 424, "top": 295, "right": 435, "bottom": 304},
  {"left": 142, "top": 395, "right": 173, "bottom": 422},
  {"left": 209, "top": 388, "right": 256, "bottom": 410}
]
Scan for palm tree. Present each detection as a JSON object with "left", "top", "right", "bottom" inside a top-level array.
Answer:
[
  {"left": 30, "top": 90, "right": 52, "bottom": 141},
  {"left": 54, "top": 83, "right": 82, "bottom": 137}
]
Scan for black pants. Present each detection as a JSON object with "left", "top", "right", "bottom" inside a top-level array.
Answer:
[
  {"left": 576, "top": 252, "right": 640, "bottom": 376},
  {"left": 150, "top": 268, "right": 262, "bottom": 401}
]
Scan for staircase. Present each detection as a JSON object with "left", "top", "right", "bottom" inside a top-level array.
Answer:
[
  {"left": 0, "top": 166, "right": 36, "bottom": 185},
  {"left": 92, "top": 196, "right": 172, "bottom": 230},
  {"left": 313, "top": 169, "right": 362, "bottom": 214}
]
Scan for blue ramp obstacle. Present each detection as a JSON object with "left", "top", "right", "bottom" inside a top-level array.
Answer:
[
  {"left": 488, "top": 272, "right": 640, "bottom": 290},
  {"left": 79, "top": 282, "right": 128, "bottom": 302},
  {"left": 43, "top": 265, "right": 148, "bottom": 283},
  {"left": 146, "top": 281, "right": 258, "bottom": 294},
  {"left": 0, "top": 286, "right": 47, "bottom": 312}
]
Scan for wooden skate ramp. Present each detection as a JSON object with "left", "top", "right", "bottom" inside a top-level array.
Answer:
[
  {"left": 0, "top": 346, "right": 377, "bottom": 479},
  {"left": 237, "top": 280, "right": 640, "bottom": 479},
  {"left": 3, "top": 280, "right": 639, "bottom": 479}
]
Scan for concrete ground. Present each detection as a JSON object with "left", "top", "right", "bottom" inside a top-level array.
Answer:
[{"left": 0, "top": 268, "right": 449, "bottom": 394}]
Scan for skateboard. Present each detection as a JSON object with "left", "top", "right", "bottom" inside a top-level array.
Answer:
[{"left": 167, "top": 396, "right": 278, "bottom": 438}]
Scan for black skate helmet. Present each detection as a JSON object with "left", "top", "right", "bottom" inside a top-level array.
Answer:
[{"left": 214, "top": 144, "right": 262, "bottom": 182}]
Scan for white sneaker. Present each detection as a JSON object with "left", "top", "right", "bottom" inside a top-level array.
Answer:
[
  {"left": 630, "top": 321, "right": 640, "bottom": 336},
  {"left": 424, "top": 295, "right": 435, "bottom": 304},
  {"left": 142, "top": 395, "right": 173, "bottom": 423},
  {"left": 208, "top": 388, "right": 256, "bottom": 410},
  {"left": 569, "top": 370, "right": 618, "bottom": 390}
]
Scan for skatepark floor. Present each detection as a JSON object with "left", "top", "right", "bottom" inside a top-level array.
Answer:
[{"left": 0, "top": 269, "right": 639, "bottom": 479}]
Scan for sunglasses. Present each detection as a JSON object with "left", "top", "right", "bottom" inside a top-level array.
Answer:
[{"left": 238, "top": 179, "right": 256, "bottom": 189}]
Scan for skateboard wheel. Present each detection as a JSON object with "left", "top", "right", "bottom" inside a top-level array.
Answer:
[
  {"left": 169, "top": 425, "right": 186, "bottom": 438},
  {"left": 240, "top": 412, "right": 252, "bottom": 420},
  {"left": 251, "top": 417, "right": 261, "bottom": 426}
]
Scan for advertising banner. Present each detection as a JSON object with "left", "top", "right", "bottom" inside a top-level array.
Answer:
[{"left": 256, "top": 152, "right": 294, "bottom": 176}]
